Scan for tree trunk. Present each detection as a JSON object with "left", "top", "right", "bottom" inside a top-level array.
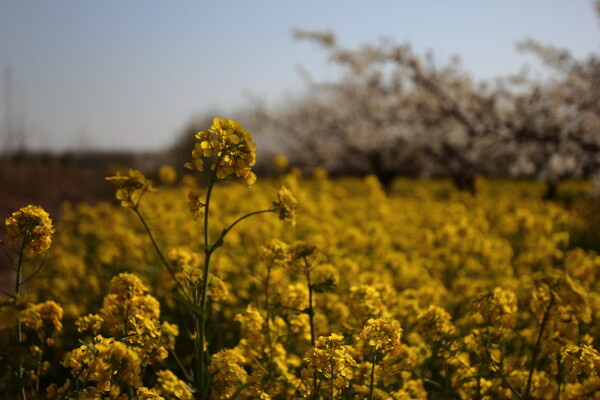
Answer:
[
  {"left": 452, "top": 174, "right": 476, "bottom": 195},
  {"left": 543, "top": 180, "right": 558, "bottom": 200},
  {"left": 369, "top": 153, "right": 395, "bottom": 192}
]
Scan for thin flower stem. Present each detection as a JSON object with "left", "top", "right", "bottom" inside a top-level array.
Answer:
[
  {"left": 0, "top": 242, "right": 16, "bottom": 264},
  {"left": 265, "top": 264, "right": 275, "bottom": 369},
  {"left": 20, "top": 252, "right": 48, "bottom": 286},
  {"left": 198, "top": 248, "right": 212, "bottom": 398},
  {"left": 475, "top": 362, "right": 482, "bottom": 400},
  {"left": 15, "top": 240, "right": 26, "bottom": 400},
  {"left": 215, "top": 209, "right": 276, "bottom": 248},
  {"left": 15, "top": 240, "right": 25, "bottom": 295},
  {"left": 306, "top": 267, "right": 318, "bottom": 399},
  {"left": 315, "top": 377, "right": 323, "bottom": 400},
  {"left": 483, "top": 341, "right": 521, "bottom": 399},
  {"left": 369, "top": 354, "right": 377, "bottom": 400},
  {"left": 307, "top": 270, "right": 315, "bottom": 347},
  {"left": 169, "top": 348, "right": 191, "bottom": 382},
  {"left": 132, "top": 207, "right": 191, "bottom": 304},
  {"left": 524, "top": 292, "right": 555, "bottom": 400},
  {"left": 35, "top": 340, "right": 45, "bottom": 397},
  {"left": 330, "top": 358, "right": 335, "bottom": 400},
  {"left": 555, "top": 351, "right": 563, "bottom": 400},
  {"left": 198, "top": 172, "right": 216, "bottom": 399}
]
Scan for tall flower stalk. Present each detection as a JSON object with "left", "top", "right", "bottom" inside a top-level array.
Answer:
[
  {"left": 359, "top": 317, "right": 402, "bottom": 400},
  {"left": 107, "top": 117, "right": 297, "bottom": 399},
  {"left": 3, "top": 205, "right": 55, "bottom": 400}
]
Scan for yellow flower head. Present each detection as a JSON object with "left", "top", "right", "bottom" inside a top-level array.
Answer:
[
  {"left": 273, "top": 186, "right": 297, "bottom": 226},
  {"left": 360, "top": 317, "right": 403, "bottom": 354},
  {"left": 4, "top": 205, "right": 54, "bottom": 255},
  {"left": 155, "top": 370, "right": 193, "bottom": 400},
  {"left": 135, "top": 387, "right": 164, "bottom": 400},
  {"left": 471, "top": 287, "right": 518, "bottom": 329},
  {"left": 108, "top": 272, "right": 149, "bottom": 302},
  {"left": 288, "top": 242, "right": 326, "bottom": 275},
  {"left": 105, "top": 169, "right": 157, "bottom": 208},
  {"left": 561, "top": 344, "right": 600, "bottom": 382},
  {"left": 272, "top": 154, "right": 289, "bottom": 173},
  {"left": 157, "top": 164, "right": 177, "bottom": 185},
  {"left": 208, "top": 348, "right": 248, "bottom": 399},
  {"left": 259, "top": 239, "right": 290, "bottom": 265},
  {"left": 167, "top": 247, "right": 203, "bottom": 285},
  {"left": 21, "top": 300, "right": 64, "bottom": 344},
  {"left": 304, "top": 333, "right": 357, "bottom": 392},
  {"left": 415, "top": 305, "right": 456, "bottom": 342},
  {"left": 63, "top": 335, "right": 143, "bottom": 393},
  {"left": 185, "top": 117, "right": 257, "bottom": 186},
  {"left": 187, "top": 191, "right": 205, "bottom": 220}
]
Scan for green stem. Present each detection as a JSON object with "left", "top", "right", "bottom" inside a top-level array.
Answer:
[
  {"left": 475, "top": 361, "right": 482, "bottom": 400},
  {"left": 35, "top": 340, "right": 45, "bottom": 397},
  {"left": 195, "top": 154, "right": 270, "bottom": 397},
  {"left": 265, "top": 264, "right": 274, "bottom": 370},
  {"left": 524, "top": 292, "right": 555, "bottom": 400},
  {"left": 482, "top": 341, "right": 520, "bottom": 399},
  {"left": 19, "top": 252, "right": 47, "bottom": 287},
  {"left": 15, "top": 239, "right": 25, "bottom": 294},
  {"left": 132, "top": 207, "right": 191, "bottom": 304},
  {"left": 307, "top": 270, "right": 315, "bottom": 348},
  {"left": 315, "top": 376, "right": 322, "bottom": 400},
  {"left": 198, "top": 168, "right": 218, "bottom": 399},
  {"left": 307, "top": 269, "right": 318, "bottom": 399},
  {"left": 15, "top": 240, "right": 26, "bottom": 400},
  {"left": 197, "top": 176, "right": 274, "bottom": 397},
  {"left": 213, "top": 209, "right": 275, "bottom": 250},
  {"left": 170, "top": 347, "right": 191, "bottom": 382},
  {"left": 198, "top": 248, "right": 212, "bottom": 398},
  {"left": 368, "top": 354, "right": 377, "bottom": 400},
  {"left": 555, "top": 350, "right": 562, "bottom": 400},
  {"left": 330, "top": 357, "right": 335, "bottom": 400}
]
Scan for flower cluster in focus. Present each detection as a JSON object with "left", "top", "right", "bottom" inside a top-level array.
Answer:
[
  {"left": 304, "top": 333, "right": 357, "bottom": 395},
  {"left": 4, "top": 205, "right": 54, "bottom": 255},
  {"left": 273, "top": 185, "right": 297, "bottom": 226},
  {"left": 105, "top": 169, "right": 157, "bottom": 208},
  {"left": 185, "top": 117, "right": 257, "bottom": 186}
]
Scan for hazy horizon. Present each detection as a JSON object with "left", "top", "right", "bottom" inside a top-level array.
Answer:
[{"left": 1, "top": 0, "right": 599, "bottom": 153}]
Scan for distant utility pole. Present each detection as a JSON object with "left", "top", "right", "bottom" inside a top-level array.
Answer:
[
  {"left": 3, "top": 64, "right": 14, "bottom": 155},
  {"left": 3, "top": 64, "right": 27, "bottom": 156}
]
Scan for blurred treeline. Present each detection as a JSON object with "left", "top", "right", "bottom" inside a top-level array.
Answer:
[
  {"left": 4, "top": 2, "right": 600, "bottom": 199},
  {"left": 170, "top": 4, "right": 600, "bottom": 197}
]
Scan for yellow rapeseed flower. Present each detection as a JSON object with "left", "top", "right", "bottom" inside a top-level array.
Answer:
[
  {"left": 4, "top": 205, "right": 54, "bottom": 255},
  {"left": 155, "top": 370, "right": 193, "bottom": 400},
  {"left": 273, "top": 186, "right": 297, "bottom": 226},
  {"left": 105, "top": 169, "right": 157, "bottom": 208},
  {"left": 415, "top": 305, "right": 457, "bottom": 342},
  {"left": 157, "top": 164, "right": 177, "bottom": 185},
  {"left": 304, "top": 333, "right": 357, "bottom": 392},
  {"left": 272, "top": 154, "right": 289, "bottom": 173},
  {"left": 471, "top": 287, "right": 518, "bottom": 329},
  {"left": 360, "top": 317, "right": 403, "bottom": 354},
  {"left": 185, "top": 117, "right": 257, "bottom": 186}
]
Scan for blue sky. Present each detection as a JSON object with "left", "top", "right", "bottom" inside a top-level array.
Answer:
[{"left": 1, "top": 1, "right": 598, "bottom": 152}]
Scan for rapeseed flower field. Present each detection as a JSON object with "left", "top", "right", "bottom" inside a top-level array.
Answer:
[{"left": 1, "top": 119, "right": 600, "bottom": 399}]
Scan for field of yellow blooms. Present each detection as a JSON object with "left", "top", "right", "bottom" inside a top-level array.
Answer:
[{"left": 2, "top": 119, "right": 600, "bottom": 400}]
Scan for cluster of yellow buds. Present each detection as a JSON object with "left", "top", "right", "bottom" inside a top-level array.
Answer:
[
  {"left": 185, "top": 117, "right": 257, "bottom": 186},
  {"left": 471, "top": 287, "right": 518, "bottom": 329},
  {"left": 4, "top": 205, "right": 54, "bottom": 255},
  {"left": 105, "top": 169, "right": 157, "bottom": 208},
  {"left": 304, "top": 333, "right": 357, "bottom": 393},
  {"left": 360, "top": 317, "right": 403, "bottom": 354},
  {"left": 273, "top": 185, "right": 297, "bottom": 225}
]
